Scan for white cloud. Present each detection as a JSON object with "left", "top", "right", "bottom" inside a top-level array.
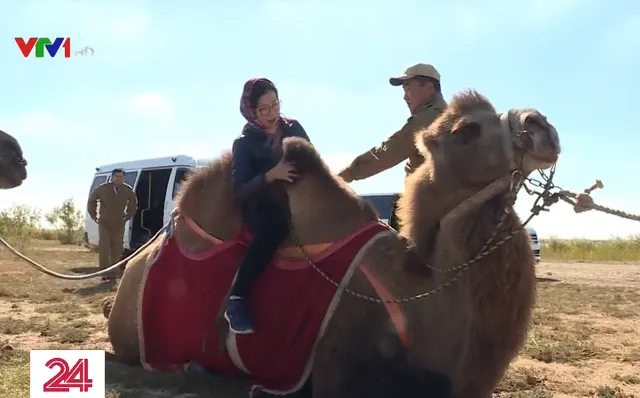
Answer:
[{"left": 126, "top": 93, "right": 175, "bottom": 120}]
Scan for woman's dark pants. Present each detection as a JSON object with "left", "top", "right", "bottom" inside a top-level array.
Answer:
[{"left": 224, "top": 199, "right": 289, "bottom": 334}]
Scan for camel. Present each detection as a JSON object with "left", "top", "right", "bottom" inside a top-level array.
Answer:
[
  {"left": 0, "top": 129, "right": 27, "bottom": 189},
  {"left": 102, "top": 89, "right": 561, "bottom": 398}
]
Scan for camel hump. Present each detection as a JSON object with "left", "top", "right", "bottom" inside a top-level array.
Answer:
[
  {"left": 447, "top": 89, "right": 496, "bottom": 115},
  {"left": 282, "top": 137, "right": 329, "bottom": 176}
]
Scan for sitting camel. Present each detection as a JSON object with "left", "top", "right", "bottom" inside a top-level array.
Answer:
[
  {"left": 103, "top": 89, "right": 561, "bottom": 398},
  {"left": 0, "top": 129, "right": 27, "bottom": 189}
]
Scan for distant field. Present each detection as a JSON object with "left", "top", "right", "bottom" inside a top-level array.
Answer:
[{"left": 540, "top": 236, "right": 640, "bottom": 263}]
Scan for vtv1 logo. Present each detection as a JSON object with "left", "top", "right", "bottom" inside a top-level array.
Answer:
[
  {"left": 14, "top": 37, "right": 93, "bottom": 58},
  {"left": 30, "top": 349, "right": 105, "bottom": 397}
]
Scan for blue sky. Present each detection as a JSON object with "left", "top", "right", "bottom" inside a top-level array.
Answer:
[{"left": 1, "top": 0, "right": 639, "bottom": 239}]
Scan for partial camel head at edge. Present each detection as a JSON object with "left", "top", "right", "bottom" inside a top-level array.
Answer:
[{"left": 0, "top": 129, "right": 27, "bottom": 189}]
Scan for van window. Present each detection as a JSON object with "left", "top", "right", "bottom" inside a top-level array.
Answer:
[
  {"left": 124, "top": 171, "right": 138, "bottom": 188},
  {"left": 172, "top": 168, "right": 190, "bottom": 199},
  {"left": 89, "top": 175, "right": 107, "bottom": 193}
]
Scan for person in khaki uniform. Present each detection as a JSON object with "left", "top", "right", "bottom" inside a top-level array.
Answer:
[
  {"left": 87, "top": 168, "right": 138, "bottom": 280},
  {"left": 338, "top": 63, "right": 447, "bottom": 182}
]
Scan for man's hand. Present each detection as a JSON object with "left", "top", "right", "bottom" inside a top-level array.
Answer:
[
  {"left": 93, "top": 217, "right": 99, "bottom": 224},
  {"left": 338, "top": 168, "right": 354, "bottom": 183}
]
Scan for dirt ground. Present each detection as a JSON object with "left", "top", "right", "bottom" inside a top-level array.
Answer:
[{"left": 1, "top": 240, "right": 639, "bottom": 397}]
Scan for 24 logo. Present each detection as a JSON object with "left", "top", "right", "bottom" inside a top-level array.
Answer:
[
  {"left": 43, "top": 358, "right": 93, "bottom": 392},
  {"left": 30, "top": 350, "right": 105, "bottom": 397}
]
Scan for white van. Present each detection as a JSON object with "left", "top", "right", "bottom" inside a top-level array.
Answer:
[{"left": 83, "top": 155, "right": 212, "bottom": 254}]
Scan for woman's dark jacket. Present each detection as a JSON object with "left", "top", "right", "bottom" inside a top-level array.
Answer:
[{"left": 230, "top": 119, "right": 310, "bottom": 209}]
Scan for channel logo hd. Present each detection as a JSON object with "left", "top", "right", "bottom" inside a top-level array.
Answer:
[
  {"left": 30, "top": 350, "right": 105, "bottom": 397},
  {"left": 14, "top": 37, "right": 94, "bottom": 58}
]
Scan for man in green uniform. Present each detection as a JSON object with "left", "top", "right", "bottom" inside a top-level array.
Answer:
[
  {"left": 338, "top": 63, "right": 447, "bottom": 182},
  {"left": 87, "top": 168, "right": 138, "bottom": 281}
]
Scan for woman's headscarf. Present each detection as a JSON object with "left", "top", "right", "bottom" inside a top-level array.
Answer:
[{"left": 239, "top": 77, "right": 286, "bottom": 132}]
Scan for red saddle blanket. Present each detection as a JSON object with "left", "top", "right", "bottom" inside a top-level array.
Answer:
[{"left": 138, "top": 221, "right": 389, "bottom": 394}]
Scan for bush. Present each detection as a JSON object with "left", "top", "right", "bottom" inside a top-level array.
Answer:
[
  {"left": 31, "top": 228, "right": 58, "bottom": 241},
  {"left": 0, "top": 204, "right": 42, "bottom": 249},
  {"left": 45, "top": 198, "right": 84, "bottom": 245}
]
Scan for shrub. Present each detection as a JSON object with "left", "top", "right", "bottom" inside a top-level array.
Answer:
[
  {"left": 45, "top": 198, "right": 84, "bottom": 245},
  {"left": 0, "top": 204, "right": 41, "bottom": 249}
]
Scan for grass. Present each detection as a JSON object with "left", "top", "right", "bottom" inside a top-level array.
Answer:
[
  {"left": 1, "top": 240, "right": 640, "bottom": 397},
  {"left": 495, "top": 280, "right": 640, "bottom": 397},
  {"left": 541, "top": 236, "right": 640, "bottom": 262},
  {"left": 0, "top": 347, "right": 29, "bottom": 398}
]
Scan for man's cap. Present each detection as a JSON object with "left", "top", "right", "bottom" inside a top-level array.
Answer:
[{"left": 389, "top": 63, "right": 440, "bottom": 86}]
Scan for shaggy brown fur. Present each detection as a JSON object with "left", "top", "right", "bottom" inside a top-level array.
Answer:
[
  {"left": 281, "top": 137, "right": 380, "bottom": 245},
  {"left": 0, "top": 129, "right": 27, "bottom": 189},
  {"left": 390, "top": 89, "right": 538, "bottom": 397},
  {"left": 103, "top": 89, "right": 558, "bottom": 398}
]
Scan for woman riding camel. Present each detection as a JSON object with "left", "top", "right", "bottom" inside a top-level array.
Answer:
[{"left": 225, "top": 77, "right": 311, "bottom": 334}]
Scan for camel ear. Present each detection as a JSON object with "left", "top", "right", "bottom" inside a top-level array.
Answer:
[
  {"left": 523, "top": 112, "right": 548, "bottom": 129},
  {"left": 452, "top": 121, "right": 481, "bottom": 144}
]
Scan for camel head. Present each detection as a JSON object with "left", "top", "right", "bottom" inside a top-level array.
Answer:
[
  {"left": 416, "top": 89, "right": 515, "bottom": 189},
  {"left": 0, "top": 130, "right": 27, "bottom": 189},
  {"left": 500, "top": 108, "right": 561, "bottom": 176}
]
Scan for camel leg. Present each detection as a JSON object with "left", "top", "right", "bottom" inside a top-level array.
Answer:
[
  {"left": 310, "top": 271, "right": 452, "bottom": 398},
  {"left": 312, "top": 338, "right": 452, "bottom": 398}
]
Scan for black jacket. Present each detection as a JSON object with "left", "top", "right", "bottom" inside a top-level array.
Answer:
[{"left": 231, "top": 119, "right": 310, "bottom": 205}]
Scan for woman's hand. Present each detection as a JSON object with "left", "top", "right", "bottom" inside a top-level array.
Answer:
[{"left": 265, "top": 157, "right": 297, "bottom": 183}]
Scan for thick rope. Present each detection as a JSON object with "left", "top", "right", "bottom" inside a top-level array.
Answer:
[
  {"left": 0, "top": 211, "right": 176, "bottom": 280},
  {"left": 557, "top": 190, "right": 640, "bottom": 222}
]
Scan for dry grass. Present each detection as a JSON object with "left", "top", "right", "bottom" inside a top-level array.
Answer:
[
  {"left": 494, "top": 281, "right": 640, "bottom": 397},
  {"left": 1, "top": 240, "right": 639, "bottom": 397},
  {"left": 541, "top": 236, "right": 640, "bottom": 263}
]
